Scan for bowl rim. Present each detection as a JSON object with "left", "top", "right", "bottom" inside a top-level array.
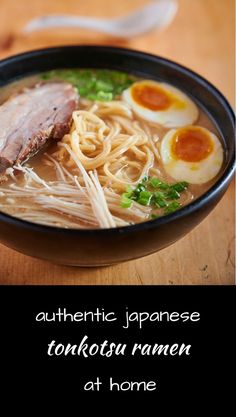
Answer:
[{"left": 0, "top": 45, "right": 235, "bottom": 236}]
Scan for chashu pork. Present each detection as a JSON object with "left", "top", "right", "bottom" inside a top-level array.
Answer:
[{"left": 0, "top": 82, "right": 78, "bottom": 174}]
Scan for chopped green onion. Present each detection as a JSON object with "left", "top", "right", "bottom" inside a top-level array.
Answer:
[
  {"left": 137, "top": 191, "right": 152, "bottom": 206},
  {"left": 154, "top": 194, "right": 168, "bottom": 208},
  {"left": 149, "top": 177, "right": 161, "bottom": 188},
  {"left": 141, "top": 175, "right": 149, "bottom": 183},
  {"left": 120, "top": 176, "right": 189, "bottom": 218},
  {"left": 170, "top": 181, "right": 188, "bottom": 192},
  {"left": 121, "top": 193, "right": 133, "bottom": 208},
  {"left": 158, "top": 182, "right": 170, "bottom": 190},
  {"left": 95, "top": 80, "right": 113, "bottom": 92},
  {"left": 41, "top": 69, "right": 135, "bottom": 101},
  {"left": 164, "top": 201, "right": 181, "bottom": 214},
  {"left": 165, "top": 188, "right": 180, "bottom": 200},
  {"left": 132, "top": 183, "right": 147, "bottom": 200},
  {"left": 96, "top": 91, "right": 113, "bottom": 101}
]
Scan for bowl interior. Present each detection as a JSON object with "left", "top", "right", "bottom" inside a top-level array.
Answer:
[{"left": 0, "top": 46, "right": 235, "bottom": 234}]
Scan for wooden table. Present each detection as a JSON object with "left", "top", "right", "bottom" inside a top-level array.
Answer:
[{"left": 0, "top": 0, "right": 234, "bottom": 284}]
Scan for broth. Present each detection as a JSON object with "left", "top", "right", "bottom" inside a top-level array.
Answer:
[{"left": 0, "top": 70, "right": 224, "bottom": 229}]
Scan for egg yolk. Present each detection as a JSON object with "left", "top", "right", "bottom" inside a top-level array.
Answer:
[
  {"left": 171, "top": 127, "right": 214, "bottom": 162},
  {"left": 131, "top": 83, "right": 172, "bottom": 111}
]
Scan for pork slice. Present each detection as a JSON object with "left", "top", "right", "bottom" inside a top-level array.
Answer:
[{"left": 0, "top": 82, "right": 79, "bottom": 174}]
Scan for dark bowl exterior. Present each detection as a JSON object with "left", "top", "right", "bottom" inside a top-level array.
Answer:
[{"left": 0, "top": 46, "right": 235, "bottom": 266}]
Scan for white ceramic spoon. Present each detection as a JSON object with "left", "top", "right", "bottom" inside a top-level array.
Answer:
[{"left": 23, "top": 0, "right": 178, "bottom": 38}]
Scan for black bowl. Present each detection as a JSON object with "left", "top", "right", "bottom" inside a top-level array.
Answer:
[{"left": 0, "top": 46, "right": 235, "bottom": 266}]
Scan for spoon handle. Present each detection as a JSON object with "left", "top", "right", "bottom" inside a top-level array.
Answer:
[
  {"left": 23, "top": 0, "right": 178, "bottom": 38},
  {"left": 23, "top": 15, "right": 113, "bottom": 34}
]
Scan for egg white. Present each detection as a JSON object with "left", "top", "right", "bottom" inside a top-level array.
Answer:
[
  {"left": 122, "top": 80, "right": 199, "bottom": 127},
  {"left": 160, "top": 127, "right": 224, "bottom": 184}
]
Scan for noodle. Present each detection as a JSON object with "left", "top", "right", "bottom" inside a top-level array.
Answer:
[
  {"left": 55, "top": 101, "right": 156, "bottom": 191},
  {"left": 0, "top": 97, "right": 194, "bottom": 229}
]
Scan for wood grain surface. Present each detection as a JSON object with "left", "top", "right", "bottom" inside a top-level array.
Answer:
[{"left": 0, "top": 0, "right": 235, "bottom": 285}]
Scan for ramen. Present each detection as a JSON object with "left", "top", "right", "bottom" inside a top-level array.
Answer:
[{"left": 0, "top": 69, "right": 224, "bottom": 229}]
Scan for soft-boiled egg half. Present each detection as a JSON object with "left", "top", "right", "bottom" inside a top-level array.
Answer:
[
  {"left": 122, "top": 80, "right": 198, "bottom": 127},
  {"left": 160, "top": 126, "right": 223, "bottom": 184}
]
